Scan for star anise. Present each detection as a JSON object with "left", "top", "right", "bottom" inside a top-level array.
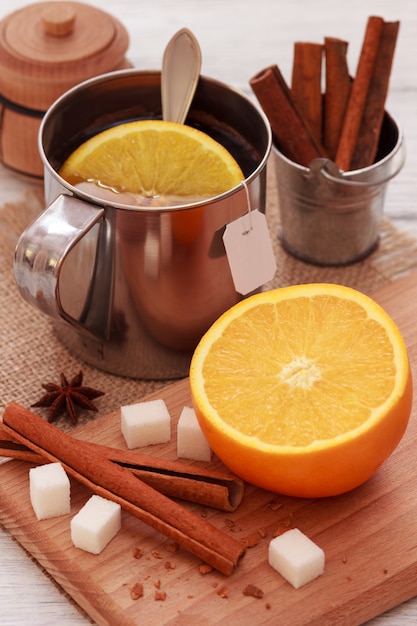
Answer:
[{"left": 31, "top": 371, "right": 105, "bottom": 424}]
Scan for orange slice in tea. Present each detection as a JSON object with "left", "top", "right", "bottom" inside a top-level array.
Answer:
[
  {"left": 59, "top": 120, "right": 244, "bottom": 203},
  {"left": 189, "top": 283, "right": 413, "bottom": 498}
]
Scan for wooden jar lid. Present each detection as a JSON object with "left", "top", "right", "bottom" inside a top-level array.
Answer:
[{"left": 0, "top": 1, "right": 130, "bottom": 109}]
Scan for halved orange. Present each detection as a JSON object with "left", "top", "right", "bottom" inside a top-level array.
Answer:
[
  {"left": 59, "top": 119, "right": 244, "bottom": 205},
  {"left": 189, "top": 283, "right": 413, "bottom": 498}
]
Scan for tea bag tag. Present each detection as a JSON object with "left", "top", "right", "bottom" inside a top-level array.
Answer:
[{"left": 223, "top": 203, "right": 277, "bottom": 295}]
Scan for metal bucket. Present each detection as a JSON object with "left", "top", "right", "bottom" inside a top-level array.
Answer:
[{"left": 274, "top": 112, "right": 405, "bottom": 266}]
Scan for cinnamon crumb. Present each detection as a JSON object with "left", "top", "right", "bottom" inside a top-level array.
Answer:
[
  {"left": 155, "top": 590, "right": 167, "bottom": 601},
  {"left": 165, "top": 561, "right": 176, "bottom": 570},
  {"left": 130, "top": 582, "right": 144, "bottom": 600},
  {"left": 154, "top": 579, "right": 161, "bottom": 589},
  {"left": 224, "top": 518, "right": 235, "bottom": 528},
  {"left": 217, "top": 586, "right": 229, "bottom": 598},
  {"left": 152, "top": 550, "right": 163, "bottom": 559},
  {"left": 342, "top": 556, "right": 348, "bottom": 564},
  {"left": 199, "top": 563, "right": 213, "bottom": 575},
  {"left": 243, "top": 584, "right": 264, "bottom": 599},
  {"left": 200, "top": 509, "right": 208, "bottom": 518},
  {"left": 212, "top": 582, "right": 218, "bottom": 588},
  {"left": 258, "top": 527, "right": 267, "bottom": 538},
  {"left": 273, "top": 515, "right": 294, "bottom": 537},
  {"left": 133, "top": 546, "right": 143, "bottom": 560},
  {"left": 268, "top": 499, "right": 283, "bottom": 511},
  {"left": 273, "top": 526, "right": 293, "bottom": 537}
]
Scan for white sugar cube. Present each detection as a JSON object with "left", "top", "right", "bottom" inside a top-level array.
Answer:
[
  {"left": 71, "top": 495, "right": 121, "bottom": 555},
  {"left": 29, "top": 463, "right": 70, "bottom": 521},
  {"left": 121, "top": 399, "right": 171, "bottom": 449},
  {"left": 177, "top": 406, "right": 212, "bottom": 462},
  {"left": 268, "top": 528, "right": 325, "bottom": 588}
]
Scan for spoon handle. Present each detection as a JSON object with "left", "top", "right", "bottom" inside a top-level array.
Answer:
[{"left": 161, "top": 28, "right": 202, "bottom": 124}]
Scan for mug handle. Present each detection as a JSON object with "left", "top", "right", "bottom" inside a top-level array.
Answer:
[{"left": 14, "top": 194, "right": 105, "bottom": 334}]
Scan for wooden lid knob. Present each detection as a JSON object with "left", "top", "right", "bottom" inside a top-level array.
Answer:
[{"left": 41, "top": 3, "right": 76, "bottom": 37}]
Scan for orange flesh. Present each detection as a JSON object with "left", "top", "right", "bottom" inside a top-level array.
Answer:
[{"left": 201, "top": 295, "right": 398, "bottom": 446}]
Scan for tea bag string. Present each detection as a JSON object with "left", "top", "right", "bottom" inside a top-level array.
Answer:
[{"left": 239, "top": 180, "right": 253, "bottom": 235}]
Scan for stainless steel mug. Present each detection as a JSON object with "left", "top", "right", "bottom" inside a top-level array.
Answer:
[{"left": 14, "top": 69, "right": 271, "bottom": 379}]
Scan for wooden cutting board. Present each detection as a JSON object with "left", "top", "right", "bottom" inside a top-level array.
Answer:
[{"left": 2, "top": 272, "right": 417, "bottom": 626}]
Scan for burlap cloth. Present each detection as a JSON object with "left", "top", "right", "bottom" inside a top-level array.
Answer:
[{"left": 2, "top": 165, "right": 417, "bottom": 428}]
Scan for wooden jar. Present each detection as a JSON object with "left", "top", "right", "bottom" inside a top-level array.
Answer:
[{"left": 0, "top": 1, "right": 130, "bottom": 180}]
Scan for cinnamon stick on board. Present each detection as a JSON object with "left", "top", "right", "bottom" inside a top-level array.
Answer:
[
  {"left": 335, "top": 15, "right": 389, "bottom": 171},
  {"left": 350, "top": 20, "right": 399, "bottom": 170},
  {"left": 291, "top": 42, "right": 324, "bottom": 147},
  {"left": 323, "top": 37, "right": 351, "bottom": 160},
  {"left": 2, "top": 402, "right": 246, "bottom": 575},
  {"left": 250, "top": 64, "right": 326, "bottom": 167},
  {"left": 0, "top": 430, "right": 244, "bottom": 512}
]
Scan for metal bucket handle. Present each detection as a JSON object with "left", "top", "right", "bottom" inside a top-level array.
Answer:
[{"left": 315, "top": 152, "right": 406, "bottom": 188}]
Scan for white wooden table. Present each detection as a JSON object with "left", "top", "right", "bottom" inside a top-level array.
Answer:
[{"left": 1, "top": 0, "right": 416, "bottom": 623}]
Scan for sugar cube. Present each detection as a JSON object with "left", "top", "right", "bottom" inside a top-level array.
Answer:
[
  {"left": 177, "top": 406, "right": 212, "bottom": 462},
  {"left": 268, "top": 528, "right": 325, "bottom": 588},
  {"left": 29, "top": 462, "right": 71, "bottom": 521},
  {"left": 71, "top": 495, "right": 121, "bottom": 555},
  {"left": 121, "top": 398, "right": 171, "bottom": 449}
]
